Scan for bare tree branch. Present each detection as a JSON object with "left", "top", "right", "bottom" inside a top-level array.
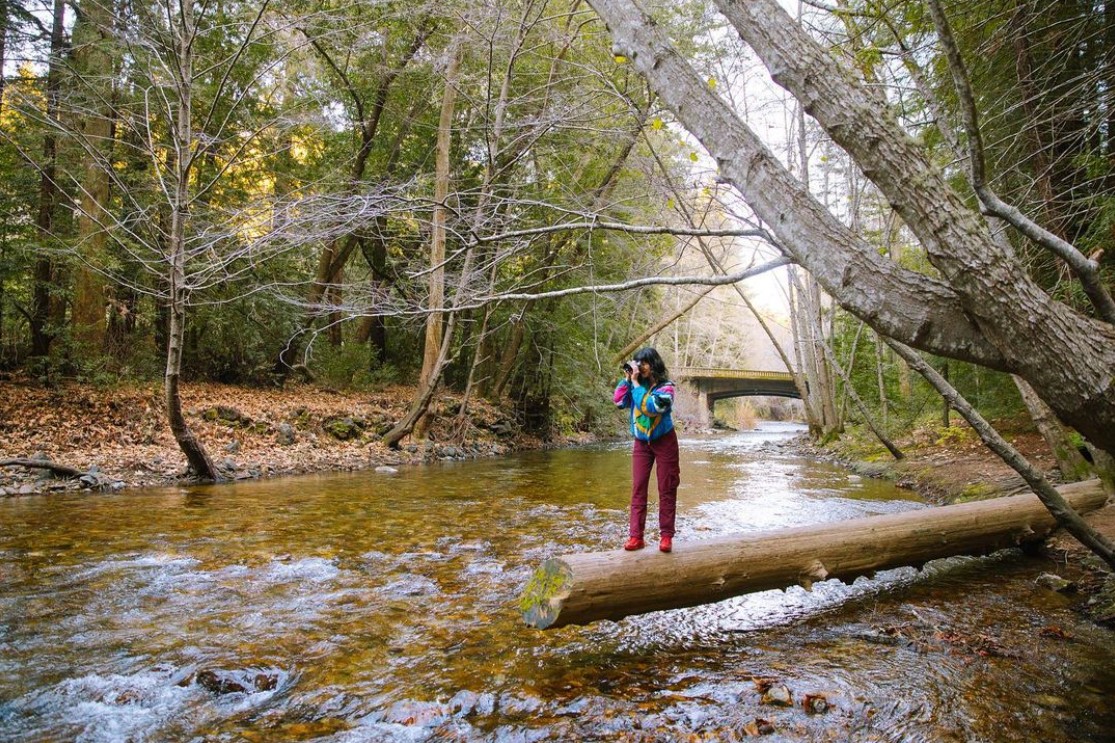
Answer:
[
  {"left": 471, "top": 255, "right": 791, "bottom": 306},
  {"left": 925, "top": 0, "right": 1115, "bottom": 324}
]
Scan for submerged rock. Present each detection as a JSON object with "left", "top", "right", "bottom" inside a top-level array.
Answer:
[
  {"left": 761, "top": 684, "right": 793, "bottom": 706},
  {"left": 193, "top": 668, "right": 281, "bottom": 695},
  {"left": 1036, "top": 573, "right": 1077, "bottom": 593}
]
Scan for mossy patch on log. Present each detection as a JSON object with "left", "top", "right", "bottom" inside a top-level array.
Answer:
[{"left": 519, "top": 558, "right": 573, "bottom": 629}]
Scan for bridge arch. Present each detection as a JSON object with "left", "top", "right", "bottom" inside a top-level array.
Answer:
[{"left": 673, "top": 367, "right": 800, "bottom": 428}]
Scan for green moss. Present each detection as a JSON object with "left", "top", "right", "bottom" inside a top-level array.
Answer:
[
  {"left": 324, "top": 416, "right": 365, "bottom": 441},
  {"left": 519, "top": 559, "right": 572, "bottom": 629},
  {"left": 952, "top": 483, "right": 999, "bottom": 503},
  {"left": 934, "top": 425, "right": 972, "bottom": 447}
]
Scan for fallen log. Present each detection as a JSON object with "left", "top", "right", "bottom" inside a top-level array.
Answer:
[
  {"left": 0, "top": 458, "right": 90, "bottom": 479},
  {"left": 519, "top": 480, "right": 1109, "bottom": 629}
]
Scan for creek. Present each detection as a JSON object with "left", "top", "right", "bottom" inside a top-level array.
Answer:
[{"left": 1, "top": 422, "right": 1112, "bottom": 741}]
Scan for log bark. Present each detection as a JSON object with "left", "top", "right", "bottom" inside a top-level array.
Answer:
[{"left": 520, "top": 480, "right": 1108, "bottom": 629}]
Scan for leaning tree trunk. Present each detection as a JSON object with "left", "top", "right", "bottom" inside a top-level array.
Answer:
[
  {"left": 1013, "top": 375, "right": 1092, "bottom": 482},
  {"left": 163, "top": 0, "right": 218, "bottom": 482},
  {"left": 586, "top": 0, "right": 1115, "bottom": 456},
  {"left": 382, "top": 315, "right": 458, "bottom": 449},
  {"left": 885, "top": 338, "right": 1115, "bottom": 569}
]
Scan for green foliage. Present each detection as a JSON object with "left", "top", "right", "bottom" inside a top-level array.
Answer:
[
  {"left": 934, "top": 425, "right": 972, "bottom": 447},
  {"left": 309, "top": 342, "right": 401, "bottom": 391},
  {"left": 182, "top": 294, "right": 300, "bottom": 384},
  {"left": 831, "top": 311, "right": 1027, "bottom": 438}
]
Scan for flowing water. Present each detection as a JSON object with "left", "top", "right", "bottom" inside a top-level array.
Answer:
[{"left": 1, "top": 423, "right": 1112, "bottom": 742}]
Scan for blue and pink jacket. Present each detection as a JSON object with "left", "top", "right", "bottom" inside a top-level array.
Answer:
[{"left": 613, "top": 378, "right": 676, "bottom": 442}]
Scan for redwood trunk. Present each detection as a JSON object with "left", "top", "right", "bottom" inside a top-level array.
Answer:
[
  {"left": 71, "top": 0, "right": 117, "bottom": 349},
  {"left": 31, "top": 0, "right": 68, "bottom": 358}
]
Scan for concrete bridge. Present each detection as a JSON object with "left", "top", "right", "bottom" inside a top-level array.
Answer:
[{"left": 673, "top": 367, "right": 800, "bottom": 428}]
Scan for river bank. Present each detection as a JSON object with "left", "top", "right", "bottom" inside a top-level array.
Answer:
[
  {"left": 0, "top": 378, "right": 572, "bottom": 496},
  {"left": 802, "top": 422, "right": 1115, "bottom": 625}
]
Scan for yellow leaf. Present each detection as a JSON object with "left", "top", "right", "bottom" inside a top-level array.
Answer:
[
  {"left": 614, "top": 54, "right": 627, "bottom": 64},
  {"left": 708, "top": 77, "right": 717, "bottom": 89},
  {"left": 651, "top": 117, "right": 664, "bottom": 130},
  {"left": 689, "top": 152, "right": 699, "bottom": 162}
]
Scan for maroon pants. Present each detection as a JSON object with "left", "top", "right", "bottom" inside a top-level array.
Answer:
[{"left": 629, "top": 429, "right": 680, "bottom": 539}]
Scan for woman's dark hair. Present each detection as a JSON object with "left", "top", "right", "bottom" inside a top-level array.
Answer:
[{"left": 633, "top": 347, "right": 669, "bottom": 382}]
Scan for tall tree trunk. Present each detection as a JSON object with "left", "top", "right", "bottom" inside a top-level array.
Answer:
[
  {"left": 788, "top": 270, "right": 824, "bottom": 436},
  {"left": 70, "top": 0, "right": 117, "bottom": 350},
  {"left": 490, "top": 311, "right": 526, "bottom": 400},
  {"left": 1108, "top": 0, "right": 1115, "bottom": 168},
  {"left": 451, "top": 0, "right": 569, "bottom": 422},
  {"left": 874, "top": 335, "right": 888, "bottom": 430},
  {"left": 793, "top": 270, "right": 841, "bottom": 438},
  {"left": 809, "top": 276, "right": 840, "bottom": 434},
  {"left": 0, "top": 0, "right": 7, "bottom": 120},
  {"left": 164, "top": 0, "right": 218, "bottom": 481},
  {"left": 30, "top": 0, "right": 68, "bottom": 360},
  {"left": 414, "top": 47, "right": 461, "bottom": 438},
  {"left": 795, "top": 97, "right": 841, "bottom": 438},
  {"left": 165, "top": 286, "right": 218, "bottom": 480},
  {"left": 358, "top": 222, "right": 389, "bottom": 361}
]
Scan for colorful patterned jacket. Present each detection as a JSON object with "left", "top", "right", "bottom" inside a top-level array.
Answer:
[{"left": 613, "top": 378, "right": 676, "bottom": 442}]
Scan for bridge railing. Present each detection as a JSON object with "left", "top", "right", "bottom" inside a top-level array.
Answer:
[{"left": 675, "top": 367, "right": 795, "bottom": 382}]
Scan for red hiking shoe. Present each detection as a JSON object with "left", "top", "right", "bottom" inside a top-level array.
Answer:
[
  {"left": 659, "top": 535, "right": 673, "bottom": 553},
  {"left": 623, "top": 536, "right": 645, "bottom": 551}
]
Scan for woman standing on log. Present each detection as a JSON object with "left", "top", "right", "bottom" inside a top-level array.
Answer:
[{"left": 612, "top": 347, "right": 680, "bottom": 553}]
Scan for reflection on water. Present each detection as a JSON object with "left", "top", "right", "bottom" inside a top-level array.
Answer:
[{"left": 0, "top": 422, "right": 1112, "bottom": 741}]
